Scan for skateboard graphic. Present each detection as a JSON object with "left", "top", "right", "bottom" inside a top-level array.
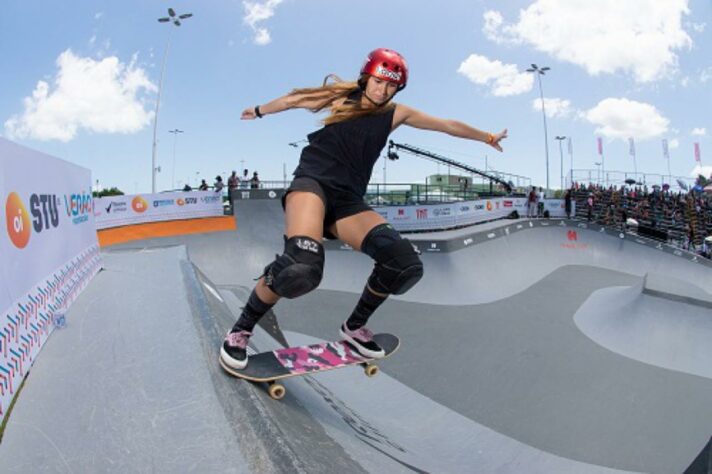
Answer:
[{"left": 219, "top": 333, "right": 400, "bottom": 400}]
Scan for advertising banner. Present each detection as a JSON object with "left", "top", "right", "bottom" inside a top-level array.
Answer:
[
  {"left": 375, "top": 197, "right": 570, "bottom": 232},
  {"left": 0, "top": 138, "right": 101, "bottom": 422},
  {"left": 94, "top": 191, "right": 224, "bottom": 229}
]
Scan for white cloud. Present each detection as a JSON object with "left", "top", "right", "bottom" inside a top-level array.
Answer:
[
  {"left": 457, "top": 54, "right": 533, "bottom": 96},
  {"left": 243, "top": 0, "right": 283, "bottom": 45},
  {"left": 691, "top": 127, "right": 706, "bottom": 136},
  {"left": 690, "top": 22, "right": 706, "bottom": 33},
  {"left": 482, "top": 10, "right": 507, "bottom": 44},
  {"left": 254, "top": 28, "right": 271, "bottom": 46},
  {"left": 4, "top": 50, "right": 156, "bottom": 142},
  {"left": 94, "top": 12, "right": 104, "bottom": 20},
  {"left": 532, "top": 97, "right": 573, "bottom": 118},
  {"left": 583, "top": 98, "right": 669, "bottom": 140},
  {"left": 669, "top": 138, "right": 680, "bottom": 149},
  {"left": 483, "top": 1, "right": 692, "bottom": 83},
  {"left": 700, "top": 67, "right": 712, "bottom": 83}
]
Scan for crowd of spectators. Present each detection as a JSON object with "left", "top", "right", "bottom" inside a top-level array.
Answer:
[
  {"left": 570, "top": 176, "right": 712, "bottom": 259},
  {"left": 181, "top": 169, "right": 261, "bottom": 194}
]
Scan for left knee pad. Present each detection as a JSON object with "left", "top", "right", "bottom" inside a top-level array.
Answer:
[{"left": 361, "top": 224, "right": 423, "bottom": 295}]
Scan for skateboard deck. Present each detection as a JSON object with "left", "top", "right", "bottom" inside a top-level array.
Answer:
[{"left": 219, "top": 333, "right": 399, "bottom": 399}]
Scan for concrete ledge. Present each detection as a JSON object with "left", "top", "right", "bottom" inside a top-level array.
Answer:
[{"left": 643, "top": 272, "right": 712, "bottom": 309}]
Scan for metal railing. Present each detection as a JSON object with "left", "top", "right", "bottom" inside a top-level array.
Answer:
[
  {"left": 363, "top": 182, "right": 513, "bottom": 206},
  {"left": 569, "top": 169, "right": 696, "bottom": 191}
]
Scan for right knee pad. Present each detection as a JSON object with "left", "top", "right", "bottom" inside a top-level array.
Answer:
[{"left": 263, "top": 236, "right": 324, "bottom": 298}]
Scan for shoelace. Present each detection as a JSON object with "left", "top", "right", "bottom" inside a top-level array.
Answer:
[{"left": 227, "top": 330, "right": 251, "bottom": 349}]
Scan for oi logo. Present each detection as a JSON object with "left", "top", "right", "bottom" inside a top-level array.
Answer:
[
  {"left": 6, "top": 192, "right": 31, "bottom": 248},
  {"left": 132, "top": 196, "right": 148, "bottom": 213}
]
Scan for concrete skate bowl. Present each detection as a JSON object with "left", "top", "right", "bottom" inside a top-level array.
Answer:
[{"left": 1, "top": 197, "right": 711, "bottom": 473}]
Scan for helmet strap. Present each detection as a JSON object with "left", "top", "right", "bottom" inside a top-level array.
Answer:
[{"left": 358, "top": 75, "right": 397, "bottom": 107}]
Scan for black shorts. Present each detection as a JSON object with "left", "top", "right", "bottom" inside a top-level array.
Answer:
[{"left": 282, "top": 176, "right": 373, "bottom": 239}]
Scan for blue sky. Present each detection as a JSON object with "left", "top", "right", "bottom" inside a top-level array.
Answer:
[{"left": 2, "top": 0, "right": 710, "bottom": 193}]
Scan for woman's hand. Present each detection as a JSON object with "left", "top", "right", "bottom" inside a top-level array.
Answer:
[
  {"left": 488, "top": 129, "right": 508, "bottom": 152},
  {"left": 241, "top": 107, "right": 258, "bottom": 120}
]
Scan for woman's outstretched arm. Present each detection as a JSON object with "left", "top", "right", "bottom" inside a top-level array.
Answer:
[
  {"left": 241, "top": 90, "right": 335, "bottom": 120},
  {"left": 393, "top": 104, "right": 508, "bottom": 152}
]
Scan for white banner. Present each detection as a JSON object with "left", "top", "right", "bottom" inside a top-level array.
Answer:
[
  {"left": 0, "top": 138, "right": 101, "bottom": 422},
  {"left": 375, "top": 198, "right": 570, "bottom": 231},
  {"left": 94, "top": 191, "right": 224, "bottom": 229}
]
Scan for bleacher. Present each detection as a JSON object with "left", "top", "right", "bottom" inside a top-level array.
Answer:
[{"left": 572, "top": 185, "right": 712, "bottom": 252}]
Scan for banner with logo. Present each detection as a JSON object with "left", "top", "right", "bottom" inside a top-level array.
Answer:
[
  {"left": 0, "top": 138, "right": 101, "bottom": 422},
  {"left": 375, "top": 198, "right": 570, "bottom": 231},
  {"left": 94, "top": 191, "right": 224, "bottom": 229}
]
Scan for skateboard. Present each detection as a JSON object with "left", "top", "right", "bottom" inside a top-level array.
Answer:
[{"left": 219, "top": 333, "right": 400, "bottom": 400}]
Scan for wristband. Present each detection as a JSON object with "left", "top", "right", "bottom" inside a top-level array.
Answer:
[{"left": 254, "top": 105, "right": 263, "bottom": 118}]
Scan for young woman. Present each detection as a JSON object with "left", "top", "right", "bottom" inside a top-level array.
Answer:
[{"left": 221, "top": 48, "right": 507, "bottom": 369}]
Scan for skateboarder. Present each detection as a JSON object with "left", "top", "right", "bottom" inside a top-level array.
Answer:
[{"left": 221, "top": 48, "right": 507, "bottom": 369}]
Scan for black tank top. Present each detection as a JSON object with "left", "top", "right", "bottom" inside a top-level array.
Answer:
[{"left": 294, "top": 93, "right": 396, "bottom": 200}]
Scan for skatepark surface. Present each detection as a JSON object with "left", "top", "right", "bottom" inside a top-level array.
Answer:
[{"left": 1, "top": 195, "right": 711, "bottom": 473}]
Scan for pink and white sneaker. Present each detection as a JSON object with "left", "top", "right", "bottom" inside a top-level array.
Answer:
[
  {"left": 220, "top": 330, "right": 252, "bottom": 370},
  {"left": 339, "top": 322, "right": 385, "bottom": 359}
]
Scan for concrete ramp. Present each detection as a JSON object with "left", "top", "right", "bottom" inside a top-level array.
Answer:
[
  {"left": 574, "top": 276, "right": 712, "bottom": 380},
  {"left": 2, "top": 198, "right": 711, "bottom": 473}
]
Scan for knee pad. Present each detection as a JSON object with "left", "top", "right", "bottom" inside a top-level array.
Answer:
[
  {"left": 361, "top": 224, "right": 423, "bottom": 295},
  {"left": 263, "top": 236, "right": 324, "bottom": 298}
]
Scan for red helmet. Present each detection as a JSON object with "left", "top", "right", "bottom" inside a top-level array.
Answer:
[{"left": 360, "top": 48, "right": 408, "bottom": 90}]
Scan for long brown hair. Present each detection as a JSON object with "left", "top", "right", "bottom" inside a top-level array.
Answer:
[{"left": 288, "top": 74, "right": 395, "bottom": 125}]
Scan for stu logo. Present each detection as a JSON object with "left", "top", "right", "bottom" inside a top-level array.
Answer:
[{"left": 30, "top": 194, "right": 60, "bottom": 232}]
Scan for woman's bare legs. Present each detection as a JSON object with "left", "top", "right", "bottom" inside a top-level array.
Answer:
[
  {"left": 328, "top": 210, "right": 420, "bottom": 357},
  {"left": 253, "top": 191, "right": 326, "bottom": 305},
  {"left": 221, "top": 190, "right": 327, "bottom": 369}
]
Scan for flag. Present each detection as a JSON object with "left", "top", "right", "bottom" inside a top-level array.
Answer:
[
  {"left": 628, "top": 137, "right": 635, "bottom": 157},
  {"left": 567, "top": 137, "right": 573, "bottom": 155},
  {"left": 694, "top": 142, "right": 701, "bottom": 163},
  {"left": 597, "top": 137, "right": 603, "bottom": 155},
  {"left": 662, "top": 139, "right": 669, "bottom": 159}
]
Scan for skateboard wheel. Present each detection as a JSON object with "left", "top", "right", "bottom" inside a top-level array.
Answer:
[
  {"left": 364, "top": 364, "right": 379, "bottom": 377},
  {"left": 268, "top": 383, "right": 286, "bottom": 400}
]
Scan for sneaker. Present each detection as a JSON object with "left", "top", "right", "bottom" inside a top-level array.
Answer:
[
  {"left": 220, "top": 330, "right": 252, "bottom": 370},
  {"left": 339, "top": 322, "right": 385, "bottom": 359}
]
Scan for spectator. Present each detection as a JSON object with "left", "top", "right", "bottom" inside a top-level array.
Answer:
[
  {"left": 240, "top": 169, "right": 249, "bottom": 189},
  {"left": 527, "top": 186, "right": 537, "bottom": 218},
  {"left": 537, "top": 187, "right": 545, "bottom": 217},
  {"left": 564, "top": 189, "right": 572, "bottom": 219},
  {"left": 586, "top": 193, "right": 594, "bottom": 221},
  {"left": 198, "top": 179, "right": 209, "bottom": 191},
  {"left": 702, "top": 237, "right": 711, "bottom": 259},
  {"left": 183, "top": 183, "right": 193, "bottom": 191},
  {"left": 250, "top": 171, "right": 260, "bottom": 189},
  {"left": 228, "top": 170, "right": 239, "bottom": 203},
  {"left": 214, "top": 175, "right": 225, "bottom": 194}
]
